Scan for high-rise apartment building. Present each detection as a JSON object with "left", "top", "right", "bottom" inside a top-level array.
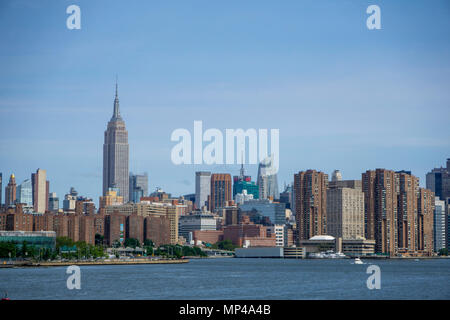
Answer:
[
  {"left": 396, "top": 171, "right": 420, "bottom": 252},
  {"left": 195, "top": 171, "right": 211, "bottom": 210},
  {"left": 362, "top": 169, "right": 397, "bottom": 254},
  {"left": 129, "top": 173, "right": 148, "bottom": 203},
  {"left": 294, "top": 170, "right": 328, "bottom": 242},
  {"left": 417, "top": 188, "right": 434, "bottom": 254},
  {"left": 209, "top": 173, "right": 232, "bottom": 212},
  {"left": 5, "top": 174, "right": 17, "bottom": 207},
  {"left": 327, "top": 178, "right": 364, "bottom": 240},
  {"left": 363, "top": 169, "right": 435, "bottom": 256},
  {"left": 257, "top": 155, "right": 279, "bottom": 200},
  {"left": 103, "top": 82, "right": 129, "bottom": 202},
  {"left": 31, "top": 169, "right": 47, "bottom": 213},
  {"left": 17, "top": 179, "right": 32, "bottom": 207}
]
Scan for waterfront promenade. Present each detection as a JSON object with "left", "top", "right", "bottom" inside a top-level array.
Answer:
[{"left": 1, "top": 258, "right": 189, "bottom": 268}]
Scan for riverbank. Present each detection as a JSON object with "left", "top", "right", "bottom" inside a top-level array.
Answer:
[{"left": 1, "top": 258, "right": 189, "bottom": 268}]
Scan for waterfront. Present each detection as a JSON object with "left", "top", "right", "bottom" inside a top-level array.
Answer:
[{"left": 0, "top": 258, "right": 449, "bottom": 300}]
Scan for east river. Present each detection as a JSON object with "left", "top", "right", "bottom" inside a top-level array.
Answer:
[{"left": 1, "top": 258, "right": 449, "bottom": 299}]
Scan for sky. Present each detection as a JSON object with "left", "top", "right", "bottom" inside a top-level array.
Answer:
[{"left": 0, "top": 0, "right": 449, "bottom": 206}]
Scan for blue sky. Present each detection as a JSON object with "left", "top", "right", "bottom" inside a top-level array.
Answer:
[{"left": 0, "top": 0, "right": 449, "bottom": 205}]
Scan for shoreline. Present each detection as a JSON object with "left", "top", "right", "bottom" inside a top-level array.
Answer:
[{"left": 1, "top": 258, "right": 189, "bottom": 268}]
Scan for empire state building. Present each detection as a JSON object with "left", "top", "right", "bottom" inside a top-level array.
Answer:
[{"left": 103, "top": 82, "right": 129, "bottom": 202}]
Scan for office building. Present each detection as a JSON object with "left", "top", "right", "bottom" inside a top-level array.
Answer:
[
  {"left": 103, "top": 82, "right": 130, "bottom": 202},
  {"left": 257, "top": 154, "right": 279, "bottom": 200},
  {"left": 16, "top": 179, "right": 33, "bottom": 207},
  {"left": 179, "top": 214, "right": 217, "bottom": 240},
  {"left": 233, "top": 164, "right": 259, "bottom": 199},
  {"left": 129, "top": 172, "right": 148, "bottom": 203},
  {"left": 209, "top": 173, "right": 232, "bottom": 212},
  {"left": 195, "top": 171, "right": 211, "bottom": 210},
  {"left": 426, "top": 158, "right": 450, "bottom": 201},
  {"left": 239, "top": 198, "right": 286, "bottom": 225},
  {"left": 294, "top": 170, "right": 328, "bottom": 242},
  {"left": 279, "top": 184, "right": 293, "bottom": 209}
]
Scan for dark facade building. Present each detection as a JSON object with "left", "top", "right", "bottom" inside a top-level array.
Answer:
[
  {"left": 126, "top": 213, "right": 144, "bottom": 244},
  {"left": 426, "top": 158, "right": 450, "bottom": 201},
  {"left": 144, "top": 215, "right": 171, "bottom": 246},
  {"left": 104, "top": 213, "right": 127, "bottom": 246}
]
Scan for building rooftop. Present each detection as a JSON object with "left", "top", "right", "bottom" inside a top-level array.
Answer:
[{"left": 309, "top": 235, "right": 335, "bottom": 241}]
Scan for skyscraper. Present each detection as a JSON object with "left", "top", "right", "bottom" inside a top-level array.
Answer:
[
  {"left": 294, "top": 170, "right": 328, "bottom": 242},
  {"left": 257, "top": 154, "right": 279, "bottom": 200},
  {"left": 209, "top": 173, "right": 232, "bottom": 212},
  {"left": 103, "top": 82, "right": 129, "bottom": 202},
  {"left": 233, "top": 164, "right": 259, "bottom": 200},
  {"left": 17, "top": 179, "right": 33, "bottom": 206},
  {"left": 362, "top": 169, "right": 398, "bottom": 254},
  {"left": 362, "top": 169, "right": 435, "bottom": 256},
  {"left": 426, "top": 158, "right": 450, "bottom": 201},
  {"left": 32, "top": 169, "right": 47, "bottom": 213},
  {"left": 195, "top": 171, "right": 211, "bottom": 210},
  {"left": 5, "top": 174, "right": 17, "bottom": 207},
  {"left": 129, "top": 173, "right": 148, "bottom": 203}
]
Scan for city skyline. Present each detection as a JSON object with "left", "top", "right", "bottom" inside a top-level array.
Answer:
[{"left": 1, "top": 1, "right": 450, "bottom": 206}]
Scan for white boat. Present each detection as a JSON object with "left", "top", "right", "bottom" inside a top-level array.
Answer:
[{"left": 354, "top": 257, "right": 363, "bottom": 264}]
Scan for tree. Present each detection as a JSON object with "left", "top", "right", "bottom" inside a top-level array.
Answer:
[
  {"left": 212, "top": 240, "right": 237, "bottom": 251},
  {"left": 144, "top": 239, "right": 154, "bottom": 247},
  {"left": 95, "top": 234, "right": 104, "bottom": 246},
  {"left": 56, "top": 237, "right": 74, "bottom": 249},
  {"left": 0, "top": 241, "right": 16, "bottom": 258},
  {"left": 438, "top": 248, "right": 448, "bottom": 256},
  {"left": 124, "top": 238, "right": 140, "bottom": 248}
]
